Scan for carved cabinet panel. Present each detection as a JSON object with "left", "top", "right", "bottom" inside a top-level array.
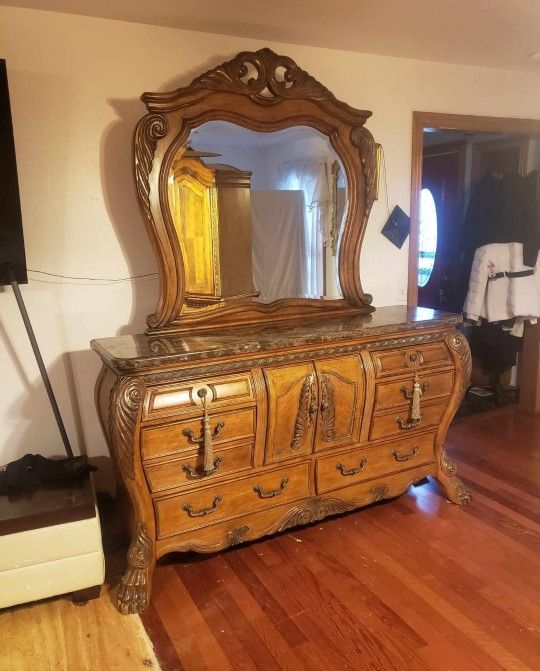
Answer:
[
  {"left": 314, "top": 356, "right": 364, "bottom": 452},
  {"left": 264, "top": 363, "right": 317, "bottom": 463}
]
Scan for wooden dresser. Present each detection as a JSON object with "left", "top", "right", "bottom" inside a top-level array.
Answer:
[{"left": 92, "top": 49, "right": 471, "bottom": 614}]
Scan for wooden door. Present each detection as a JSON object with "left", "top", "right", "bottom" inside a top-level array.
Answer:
[
  {"left": 264, "top": 363, "right": 317, "bottom": 463},
  {"left": 314, "top": 356, "right": 364, "bottom": 451}
]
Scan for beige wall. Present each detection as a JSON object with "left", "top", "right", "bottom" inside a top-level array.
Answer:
[{"left": 1, "top": 5, "right": 540, "bottom": 489}]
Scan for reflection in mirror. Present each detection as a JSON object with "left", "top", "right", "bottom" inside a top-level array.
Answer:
[{"left": 168, "top": 122, "right": 347, "bottom": 306}]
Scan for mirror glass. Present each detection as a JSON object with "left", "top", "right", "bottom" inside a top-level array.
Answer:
[{"left": 167, "top": 121, "right": 347, "bottom": 305}]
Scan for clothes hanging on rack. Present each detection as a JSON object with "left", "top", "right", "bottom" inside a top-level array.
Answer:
[
  {"left": 460, "top": 170, "right": 540, "bottom": 377},
  {"left": 463, "top": 242, "right": 540, "bottom": 323}
]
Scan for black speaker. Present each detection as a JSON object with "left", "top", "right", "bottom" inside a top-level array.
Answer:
[{"left": 0, "top": 58, "right": 26, "bottom": 286}]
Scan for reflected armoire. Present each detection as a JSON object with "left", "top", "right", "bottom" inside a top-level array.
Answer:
[{"left": 91, "top": 48, "right": 471, "bottom": 615}]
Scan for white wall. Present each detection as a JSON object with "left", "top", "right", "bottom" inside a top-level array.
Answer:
[{"left": 2, "top": 5, "right": 540, "bottom": 489}]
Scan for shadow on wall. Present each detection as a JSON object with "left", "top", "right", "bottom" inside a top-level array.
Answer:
[
  {"left": 1, "top": 335, "right": 115, "bottom": 493},
  {"left": 99, "top": 53, "right": 235, "bottom": 335}
]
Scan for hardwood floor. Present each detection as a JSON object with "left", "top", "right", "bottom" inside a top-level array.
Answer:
[
  {"left": 140, "top": 406, "right": 540, "bottom": 671},
  {"left": 0, "top": 585, "right": 160, "bottom": 671}
]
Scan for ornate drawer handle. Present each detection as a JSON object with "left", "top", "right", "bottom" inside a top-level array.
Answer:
[
  {"left": 396, "top": 373, "right": 426, "bottom": 430},
  {"left": 396, "top": 416, "right": 422, "bottom": 430},
  {"left": 336, "top": 457, "right": 367, "bottom": 476},
  {"left": 401, "top": 380, "right": 429, "bottom": 400},
  {"left": 391, "top": 445, "right": 419, "bottom": 462},
  {"left": 182, "top": 389, "right": 225, "bottom": 473},
  {"left": 181, "top": 455, "right": 223, "bottom": 479},
  {"left": 253, "top": 477, "right": 289, "bottom": 498},
  {"left": 182, "top": 495, "right": 222, "bottom": 518},
  {"left": 182, "top": 421, "right": 225, "bottom": 445}
]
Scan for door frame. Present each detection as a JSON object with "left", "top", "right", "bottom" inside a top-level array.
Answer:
[
  {"left": 408, "top": 111, "right": 540, "bottom": 413},
  {"left": 408, "top": 111, "right": 540, "bottom": 306}
]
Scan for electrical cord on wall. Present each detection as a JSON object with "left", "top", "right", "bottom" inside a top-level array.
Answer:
[{"left": 26, "top": 269, "right": 158, "bottom": 285}]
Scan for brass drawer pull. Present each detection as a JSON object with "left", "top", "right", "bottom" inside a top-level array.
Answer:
[
  {"left": 391, "top": 445, "right": 419, "bottom": 462},
  {"left": 401, "top": 380, "right": 429, "bottom": 401},
  {"left": 396, "top": 416, "right": 422, "bottom": 430},
  {"left": 336, "top": 457, "right": 367, "bottom": 476},
  {"left": 181, "top": 455, "right": 223, "bottom": 479},
  {"left": 182, "top": 495, "right": 222, "bottom": 517},
  {"left": 182, "top": 388, "right": 225, "bottom": 473},
  {"left": 253, "top": 477, "right": 289, "bottom": 499},
  {"left": 396, "top": 373, "right": 426, "bottom": 430},
  {"left": 182, "top": 421, "right": 225, "bottom": 445}
]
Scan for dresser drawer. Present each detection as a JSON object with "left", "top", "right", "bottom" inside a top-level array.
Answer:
[
  {"left": 371, "top": 342, "right": 452, "bottom": 378},
  {"left": 143, "top": 372, "right": 255, "bottom": 420},
  {"left": 316, "top": 433, "right": 435, "bottom": 494},
  {"left": 369, "top": 401, "right": 447, "bottom": 441},
  {"left": 154, "top": 462, "right": 310, "bottom": 538},
  {"left": 144, "top": 442, "right": 254, "bottom": 493},
  {"left": 374, "top": 370, "right": 454, "bottom": 411},
  {"left": 141, "top": 407, "right": 256, "bottom": 460}
]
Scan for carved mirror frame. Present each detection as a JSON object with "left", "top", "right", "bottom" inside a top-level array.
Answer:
[{"left": 134, "top": 48, "right": 377, "bottom": 334}]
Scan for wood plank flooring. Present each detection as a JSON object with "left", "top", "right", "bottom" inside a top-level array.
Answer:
[
  {"left": 140, "top": 407, "right": 540, "bottom": 671},
  {"left": 0, "top": 584, "right": 160, "bottom": 671}
]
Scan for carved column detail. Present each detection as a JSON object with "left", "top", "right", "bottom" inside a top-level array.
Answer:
[
  {"left": 118, "top": 522, "right": 153, "bottom": 615},
  {"left": 109, "top": 377, "right": 145, "bottom": 480},
  {"left": 446, "top": 331, "right": 472, "bottom": 401}
]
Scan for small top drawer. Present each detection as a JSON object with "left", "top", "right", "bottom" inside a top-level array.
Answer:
[
  {"left": 371, "top": 342, "right": 452, "bottom": 378},
  {"left": 143, "top": 372, "right": 255, "bottom": 420}
]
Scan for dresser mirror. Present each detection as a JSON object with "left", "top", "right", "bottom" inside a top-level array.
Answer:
[
  {"left": 134, "top": 48, "right": 378, "bottom": 333},
  {"left": 168, "top": 122, "right": 347, "bottom": 304}
]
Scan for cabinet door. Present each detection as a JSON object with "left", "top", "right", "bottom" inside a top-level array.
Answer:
[
  {"left": 264, "top": 363, "right": 317, "bottom": 463},
  {"left": 314, "top": 356, "right": 364, "bottom": 451}
]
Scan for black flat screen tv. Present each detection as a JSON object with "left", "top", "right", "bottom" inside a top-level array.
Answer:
[{"left": 0, "top": 58, "right": 26, "bottom": 286}]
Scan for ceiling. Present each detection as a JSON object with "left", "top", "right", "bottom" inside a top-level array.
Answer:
[{"left": 2, "top": 0, "right": 540, "bottom": 72}]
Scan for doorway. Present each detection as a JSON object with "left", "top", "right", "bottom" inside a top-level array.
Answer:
[{"left": 409, "top": 112, "right": 540, "bottom": 414}]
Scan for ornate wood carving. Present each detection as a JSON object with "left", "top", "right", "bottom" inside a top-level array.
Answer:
[
  {"left": 140, "top": 331, "right": 446, "bottom": 386},
  {"left": 276, "top": 496, "right": 355, "bottom": 532},
  {"left": 109, "top": 377, "right": 145, "bottom": 479},
  {"left": 439, "top": 448, "right": 471, "bottom": 505},
  {"left": 370, "top": 485, "right": 390, "bottom": 502},
  {"left": 226, "top": 525, "right": 250, "bottom": 547},
  {"left": 117, "top": 522, "right": 153, "bottom": 615},
  {"left": 290, "top": 376, "right": 314, "bottom": 451},
  {"left": 446, "top": 332, "right": 472, "bottom": 400},
  {"left": 351, "top": 125, "right": 377, "bottom": 223},
  {"left": 320, "top": 373, "right": 336, "bottom": 442},
  {"left": 188, "top": 48, "right": 349, "bottom": 107}
]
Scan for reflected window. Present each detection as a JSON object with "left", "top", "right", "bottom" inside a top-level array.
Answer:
[{"left": 418, "top": 188, "right": 438, "bottom": 288}]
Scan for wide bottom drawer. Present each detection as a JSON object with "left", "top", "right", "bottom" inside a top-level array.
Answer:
[
  {"left": 316, "top": 433, "right": 436, "bottom": 494},
  {"left": 155, "top": 462, "right": 310, "bottom": 538}
]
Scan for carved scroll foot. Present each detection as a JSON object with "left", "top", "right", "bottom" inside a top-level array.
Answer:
[
  {"left": 117, "top": 522, "right": 154, "bottom": 615},
  {"left": 436, "top": 449, "right": 471, "bottom": 506}
]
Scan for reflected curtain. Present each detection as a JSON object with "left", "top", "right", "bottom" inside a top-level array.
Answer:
[{"left": 277, "top": 160, "right": 335, "bottom": 297}]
